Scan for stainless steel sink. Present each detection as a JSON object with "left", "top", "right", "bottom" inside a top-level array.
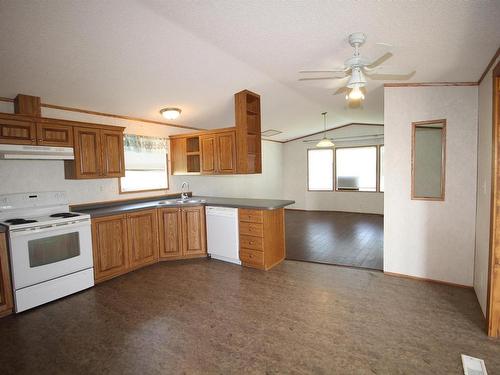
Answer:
[{"left": 157, "top": 199, "right": 206, "bottom": 205}]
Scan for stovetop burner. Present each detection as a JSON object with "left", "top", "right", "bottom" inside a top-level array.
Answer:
[
  {"left": 5, "top": 218, "right": 38, "bottom": 225},
  {"left": 50, "top": 212, "right": 80, "bottom": 218}
]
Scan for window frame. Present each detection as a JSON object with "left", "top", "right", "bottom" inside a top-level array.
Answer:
[
  {"left": 118, "top": 152, "right": 170, "bottom": 194},
  {"left": 307, "top": 148, "right": 334, "bottom": 192},
  {"left": 306, "top": 144, "right": 384, "bottom": 193},
  {"left": 334, "top": 145, "right": 379, "bottom": 193}
]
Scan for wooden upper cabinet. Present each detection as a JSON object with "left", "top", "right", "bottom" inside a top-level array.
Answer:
[
  {"left": 181, "top": 206, "right": 206, "bottom": 256},
  {"left": 200, "top": 135, "right": 216, "bottom": 174},
  {"left": 217, "top": 131, "right": 236, "bottom": 174},
  {"left": 127, "top": 209, "right": 159, "bottom": 269},
  {"left": 71, "top": 127, "right": 102, "bottom": 178},
  {"left": 0, "top": 118, "right": 36, "bottom": 145},
  {"left": 101, "top": 129, "right": 125, "bottom": 177},
  {"left": 158, "top": 207, "right": 182, "bottom": 259},
  {"left": 92, "top": 214, "right": 129, "bottom": 282},
  {"left": 170, "top": 137, "right": 188, "bottom": 175},
  {"left": 65, "top": 126, "right": 125, "bottom": 179},
  {"left": 0, "top": 233, "right": 13, "bottom": 317},
  {"left": 36, "top": 122, "right": 73, "bottom": 147},
  {"left": 200, "top": 130, "right": 236, "bottom": 175}
]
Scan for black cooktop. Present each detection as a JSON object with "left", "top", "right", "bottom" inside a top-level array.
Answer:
[
  {"left": 5, "top": 218, "right": 38, "bottom": 225},
  {"left": 50, "top": 213, "right": 80, "bottom": 218}
]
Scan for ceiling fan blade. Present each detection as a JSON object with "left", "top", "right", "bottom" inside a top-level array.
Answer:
[
  {"left": 333, "top": 87, "right": 349, "bottom": 95},
  {"left": 366, "top": 71, "right": 416, "bottom": 80},
  {"left": 299, "top": 76, "right": 345, "bottom": 81},
  {"left": 303, "top": 139, "right": 324, "bottom": 143},
  {"left": 299, "top": 68, "right": 348, "bottom": 73},
  {"left": 375, "top": 42, "right": 393, "bottom": 48},
  {"left": 366, "top": 52, "right": 393, "bottom": 69}
]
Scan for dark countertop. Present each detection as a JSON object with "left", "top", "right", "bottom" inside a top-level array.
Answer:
[{"left": 74, "top": 196, "right": 295, "bottom": 218}]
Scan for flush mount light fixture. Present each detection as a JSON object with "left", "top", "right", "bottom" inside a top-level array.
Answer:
[{"left": 160, "top": 107, "right": 182, "bottom": 120}]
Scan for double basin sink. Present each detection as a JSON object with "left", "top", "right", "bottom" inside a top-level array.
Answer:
[{"left": 157, "top": 198, "right": 206, "bottom": 206}]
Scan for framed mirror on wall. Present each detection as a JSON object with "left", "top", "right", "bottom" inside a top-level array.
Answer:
[{"left": 411, "top": 119, "right": 446, "bottom": 201}]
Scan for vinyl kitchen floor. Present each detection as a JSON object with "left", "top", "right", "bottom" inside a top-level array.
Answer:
[
  {"left": 0, "top": 259, "right": 498, "bottom": 374},
  {"left": 285, "top": 210, "right": 384, "bottom": 270}
]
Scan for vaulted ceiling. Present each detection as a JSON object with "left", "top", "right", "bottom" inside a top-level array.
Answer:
[{"left": 0, "top": 0, "right": 499, "bottom": 141}]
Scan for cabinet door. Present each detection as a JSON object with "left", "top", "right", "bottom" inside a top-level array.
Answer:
[
  {"left": 181, "top": 206, "right": 206, "bottom": 256},
  {"left": 36, "top": 122, "right": 73, "bottom": 147},
  {"left": 0, "top": 233, "right": 13, "bottom": 317},
  {"left": 73, "top": 127, "right": 102, "bottom": 178},
  {"left": 0, "top": 118, "right": 36, "bottom": 145},
  {"left": 92, "top": 215, "right": 129, "bottom": 282},
  {"left": 127, "top": 209, "right": 159, "bottom": 269},
  {"left": 216, "top": 131, "right": 236, "bottom": 174},
  {"left": 158, "top": 207, "right": 182, "bottom": 259},
  {"left": 101, "top": 129, "right": 125, "bottom": 177},
  {"left": 200, "top": 135, "right": 216, "bottom": 174}
]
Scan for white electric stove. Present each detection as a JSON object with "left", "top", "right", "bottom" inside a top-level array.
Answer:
[{"left": 0, "top": 191, "right": 94, "bottom": 312}]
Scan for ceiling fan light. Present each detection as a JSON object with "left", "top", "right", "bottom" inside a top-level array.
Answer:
[
  {"left": 160, "top": 107, "right": 182, "bottom": 120},
  {"left": 316, "top": 138, "right": 335, "bottom": 148},
  {"left": 346, "top": 86, "right": 365, "bottom": 101}
]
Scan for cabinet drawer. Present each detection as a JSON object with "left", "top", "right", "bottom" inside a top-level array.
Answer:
[
  {"left": 239, "top": 208, "right": 263, "bottom": 223},
  {"left": 239, "top": 235, "right": 263, "bottom": 251},
  {"left": 239, "top": 221, "right": 264, "bottom": 237},
  {"left": 239, "top": 248, "right": 264, "bottom": 266}
]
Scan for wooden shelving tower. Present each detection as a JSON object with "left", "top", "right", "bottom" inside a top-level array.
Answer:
[{"left": 235, "top": 90, "right": 261, "bottom": 174}]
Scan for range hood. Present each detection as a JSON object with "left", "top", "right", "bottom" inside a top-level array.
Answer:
[{"left": 0, "top": 144, "right": 74, "bottom": 160}]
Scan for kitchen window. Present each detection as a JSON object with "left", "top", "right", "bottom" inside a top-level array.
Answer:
[
  {"left": 335, "top": 146, "right": 377, "bottom": 192},
  {"left": 119, "top": 135, "right": 169, "bottom": 193},
  {"left": 307, "top": 149, "right": 334, "bottom": 191}
]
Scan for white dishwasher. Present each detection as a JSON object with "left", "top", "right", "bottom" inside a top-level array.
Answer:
[{"left": 205, "top": 206, "right": 240, "bottom": 265}]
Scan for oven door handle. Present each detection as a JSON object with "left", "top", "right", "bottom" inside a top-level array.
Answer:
[{"left": 9, "top": 220, "right": 90, "bottom": 237}]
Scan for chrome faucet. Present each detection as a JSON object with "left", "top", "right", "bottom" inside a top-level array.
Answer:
[{"left": 181, "top": 181, "right": 189, "bottom": 200}]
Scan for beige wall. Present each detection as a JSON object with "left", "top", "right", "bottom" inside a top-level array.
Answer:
[
  {"left": 384, "top": 86, "right": 478, "bottom": 286},
  {"left": 283, "top": 124, "right": 384, "bottom": 214},
  {"left": 474, "top": 56, "right": 500, "bottom": 316},
  {"left": 0, "top": 105, "right": 284, "bottom": 204}
]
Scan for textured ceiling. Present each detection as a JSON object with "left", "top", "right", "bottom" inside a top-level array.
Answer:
[{"left": 0, "top": 0, "right": 499, "bottom": 141}]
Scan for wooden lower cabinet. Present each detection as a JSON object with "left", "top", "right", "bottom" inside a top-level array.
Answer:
[
  {"left": 92, "top": 206, "right": 206, "bottom": 282},
  {"left": 127, "top": 209, "right": 159, "bottom": 269},
  {"left": 181, "top": 206, "right": 206, "bottom": 256},
  {"left": 92, "top": 214, "right": 129, "bottom": 282},
  {"left": 158, "top": 207, "right": 183, "bottom": 259},
  {"left": 158, "top": 205, "right": 206, "bottom": 260},
  {"left": 238, "top": 208, "right": 285, "bottom": 270},
  {"left": 0, "top": 233, "right": 13, "bottom": 317}
]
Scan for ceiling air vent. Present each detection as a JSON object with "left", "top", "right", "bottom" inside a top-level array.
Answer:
[{"left": 261, "top": 129, "right": 282, "bottom": 137}]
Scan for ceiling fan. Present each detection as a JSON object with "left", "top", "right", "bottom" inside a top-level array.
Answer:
[
  {"left": 304, "top": 112, "right": 335, "bottom": 148},
  {"left": 299, "top": 32, "right": 415, "bottom": 101}
]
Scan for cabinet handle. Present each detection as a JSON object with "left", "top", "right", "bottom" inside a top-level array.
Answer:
[{"left": 249, "top": 241, "right": 254, "bottom": 245}]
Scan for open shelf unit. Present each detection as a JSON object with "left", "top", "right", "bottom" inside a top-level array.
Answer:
[{"left": 235, "top": 90, "right": 261, "bottom": 174}]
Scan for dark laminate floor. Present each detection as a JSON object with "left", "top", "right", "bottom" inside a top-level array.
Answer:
[
  {"left": 286, "top": 210, "right": 384, "bottom": 270},
  {"left": 0, "top": 259, "right": 498, "bottom": 374}
]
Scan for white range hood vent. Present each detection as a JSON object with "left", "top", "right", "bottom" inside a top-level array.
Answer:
[{"left": 0, "top": 144, "right": 74, "bottom": 160}]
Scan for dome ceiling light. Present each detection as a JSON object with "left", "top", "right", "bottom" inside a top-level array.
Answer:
[{"left": 160, "top": 107, "right": 182, "bottom": 120}]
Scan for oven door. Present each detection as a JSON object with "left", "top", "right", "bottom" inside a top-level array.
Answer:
[{"left": 8, "top": 219, "right": 93, "bottom": 290}]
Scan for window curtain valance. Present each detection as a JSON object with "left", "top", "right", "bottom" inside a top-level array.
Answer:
[{"left": 123, "top": 134, "right": 168, "bottom": 153}]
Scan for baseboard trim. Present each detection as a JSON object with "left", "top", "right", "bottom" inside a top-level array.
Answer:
[
  {"left": 285, "top": 208, "right": 383, "bottom": 216},
  {"left": 384, "top": 271, "right": 473, "bottom": 289}
]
